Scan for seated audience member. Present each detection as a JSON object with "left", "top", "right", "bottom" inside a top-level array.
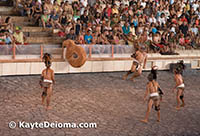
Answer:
[
  {"left": 179, "top": 21, "right": 188, "bottom": 37},
  {"left": 13, "top": 26, "right": 27, "bottom": 45},
  {"left": 33, "top": 1, "right": 42, "bottom": 25},
  {"left": 184, "top": 35, "right": 192, "bottom": 49},
  {"left": 77, "top": 31, "right": 85, "bottom": 44},
  {"left": 0, "top": 30, "right": 6, "bottom": 45},
  {"left": 84, "top": 30, "right": 93, "bottom": 44},
  {"left": 80, "top": 11, "right": 89, "bottom": 27},
  {"left": 5, "top": 32, "right": 12, "bottom": 44},
  {"left": 113, "top": 32, "right": 120, "bottom": 45},
  {"left": 50, "top": 10, "right": 62, "bottom": 29},
  {"left": 75, "top": 19, "right": 82, "bottom": 36},
  {"left": 122, "top": 22, "right": 130, "bottom": 35},
  {"left": 66, "top": 28, "right": 76, "bottom": 40},
  {"left": 3, "top": 17, "right": 14, "bottom": 33},
  {"left": 151, "top": 32, "right": 164, "bottom": 53},
  {"left": 24, "top": 0, "right": 33, "bottom": 20},
  {"left": 168, "top": 32, "right": 177, "bottom": 50},
  {"left": 41, "top": 10, "right": 50, "bottom": 28},
  {"left": 59, "top": 11, "right": 68, "bottom": 28},
  {"left": 100, "top": 29, "right": 110, "bottom": 45}
]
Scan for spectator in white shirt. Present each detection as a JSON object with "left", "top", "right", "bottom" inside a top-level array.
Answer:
[
  {"left": 122, "top": 0, "right": 129, "bottom": 6},
  {"left": 81, "top": 0, "right": 88, "bottom": 7},
  {"left": 192, "top": 1, "right": 199, "bottom": 11},
  {"left": 191, "top": 24, "right": 198, "bottom": 35},
  {"left": 157, "top": 13, "right": 166, "bottom": 26},
  {"left": 148, "top": 14, "right": 156, "bottom": 24},
  {"left": 141, "top": 0, "right": 146, "bottom": 8}
]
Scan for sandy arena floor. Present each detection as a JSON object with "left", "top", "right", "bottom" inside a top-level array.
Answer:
[{"left": 0, "top": 71, "right": 200, "bottom": 136}]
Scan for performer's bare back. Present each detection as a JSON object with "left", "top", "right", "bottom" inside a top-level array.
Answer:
[
  {"left": 174, "top": 74, "right": 183, "bottom": 86},
  {"left": 42, "top": 68, "right": 55, "bottom": 83},
  {"left": 147, "top": 80, "right": 159, "bottom": 94}
]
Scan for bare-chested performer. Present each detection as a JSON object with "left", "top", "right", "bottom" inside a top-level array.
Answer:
[
  {"left": 39, "top": 53, "right": 55, "bottom": 110},
  {"left": 173, "top": 67, "right": 185, "bottom": 110},
  {"left": 151, "top": 66, "right": 164, "bottom": 101},
  {"left": 141, "top": 73, "right": 161, "bottom": 123},
  {"left": 123, "top": 46, "right": 147, "bottom": 81}
]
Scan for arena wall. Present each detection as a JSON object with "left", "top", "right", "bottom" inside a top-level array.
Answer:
[{"left": 0, "top": 52, "right": 199, "bottom": 76}]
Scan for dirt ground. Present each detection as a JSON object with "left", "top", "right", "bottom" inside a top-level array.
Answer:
[{"left": 0, "top": 70, "right": 200, "bottom": 136}]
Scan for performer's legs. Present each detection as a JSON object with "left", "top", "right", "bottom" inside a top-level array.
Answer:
[
  {"left": 180, "top": 89, "right": 185, "bottom": 107},
  {"left": 123, "top": 63, "right": 136, "bottom": 80},
  {"left": 176, "top": 89, "right": 183, "bottom": 110},
  {"left": 46, "top": 85, "right": 53, "bottom": 110},
  {"left": 141, "top": 99, "right": 153, "bottom": 123},
  {"left": 154, "top": 100, "right": 160, "bottom": 122},
  {"left": 41, "top": 88, "right": 47, "bottom": 106},
  {"left": 130, "top": 67, "right": 142, "bottom": 81}
]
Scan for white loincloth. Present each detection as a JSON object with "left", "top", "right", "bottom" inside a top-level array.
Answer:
[
  {"left": 133, "top": 59, "right": 143, "bottom": 70},
  {"left": 43, "top": 79, "right": 53, "bottom": 83},
  {"left": 150, "top": 92, "right": 159, "bottom": 97},
  {"left": 177, "top": 83, "right": 185, "bottom": 88}
]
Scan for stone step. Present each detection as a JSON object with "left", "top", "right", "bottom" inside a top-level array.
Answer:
[
  {"left": 1, "top": 16, "right": 29, "bottom": 22},
  {"left": 176, "top": 49, "right": 200, "bottom": 54},
  {"left": 1, "top": 16, "right": 36, "bottom": 26},
  {"left": 24, "top": 32, "right": 52, "bottom": 37},
  {"left": 15, "top": 22, "right": 36, "bottom": 27},
  {"left": 0, "top": 11, "right": 20, "bottom": 16},
  {"left": 22, "top": 27, "right": 52, "bottom": 33},
  {"left": 26, "top": 37, "right": 65, "bottom": 44},
  {"left": 0, "top": 6, "right": 13, "bottom": 12},
  {"left": 0, "top": 6, "right": 20, "bottom": 15}
]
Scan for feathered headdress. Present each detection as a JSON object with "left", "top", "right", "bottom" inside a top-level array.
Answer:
[{"left": 42, "top": 53, "right": 52, "bottom": 67}]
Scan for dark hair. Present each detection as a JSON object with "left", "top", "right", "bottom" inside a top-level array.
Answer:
[
  {"left": 177, "top": 60, "right": 185, "bottom": 71},
  {"left": 43, "top": 53, "right": 52, "bottom": 68},
  {"left": 147, "top": 73, "right": 154, "bottom": 81},
  {"left": 151, "top": 68, "right": 157, "bottom": 80},
  {"left": 5, "top": 17, "right": 10, "bottom": 23}
]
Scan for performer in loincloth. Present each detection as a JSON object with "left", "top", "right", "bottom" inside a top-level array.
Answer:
[
  {"left": 141, "top": 73, "right": 161, "bottom": 123},
  {"left": 39, "top": 53, "right": 55, "bottom": 110},
  {"left": 123, "top": 46, "right": 147, "bottom": 81},
  {"left": 173, "top": 67, "right": 185, "bottom": 110},
  {"left": 151, "top": 66, "right": 164, "bottom": 101}
]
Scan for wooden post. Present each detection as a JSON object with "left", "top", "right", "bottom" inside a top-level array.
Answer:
[
  {"left": 89, "top": 45, "right": 92, "bottom": 58},
  {"left": 111, "top": 45, "right": 114, "bottom": 58},
  {"left": 12, "top": 43, "right": 16, "bottom": 59},
  {"left": 40, "top": 45, "right": 43, "bottom": 60}
]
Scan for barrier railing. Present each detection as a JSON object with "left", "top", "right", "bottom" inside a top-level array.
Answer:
[
  {"left": 0, "top": 44, "right": 135, "bottom": 62},
  {"left": 0, "top": 44, "right": 200, "bottom": 63}
]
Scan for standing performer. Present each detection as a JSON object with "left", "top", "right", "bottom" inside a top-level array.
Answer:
[
  {"left": 173, "top": 67, "right": 185, "bottom": 110},
  {"left": 151, "top": 66, "right": 164, "bottom": 101},
  {"left": 141, "top": 73, "right": 161, "bottom": 123},
  {"left": 123, "top": 46, "right": 147, "bottom": 81},
  {"left": 39, "top": 53, "right": 55, "bottom": 110}
]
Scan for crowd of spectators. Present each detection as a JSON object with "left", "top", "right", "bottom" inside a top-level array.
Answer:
[{"left": 1, "top": 0, "right": 200, "bottom": 53}]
